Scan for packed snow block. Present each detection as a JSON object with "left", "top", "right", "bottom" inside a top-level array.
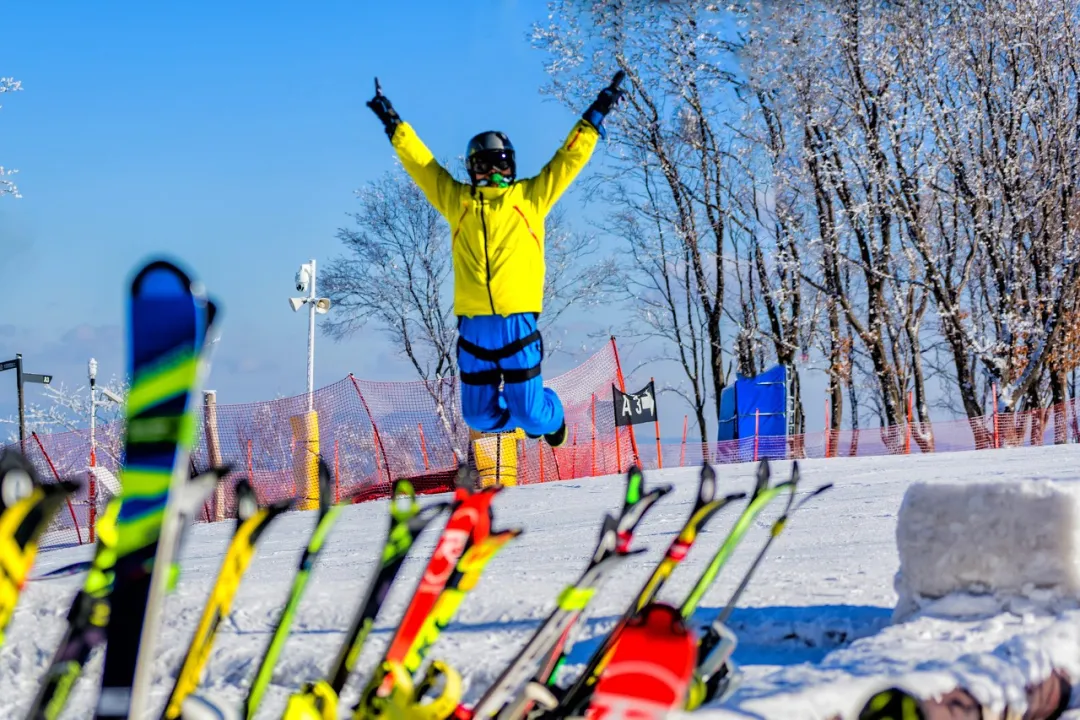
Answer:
[{"left": 894, "top": 478, "right": 1080, "bottom": 621}]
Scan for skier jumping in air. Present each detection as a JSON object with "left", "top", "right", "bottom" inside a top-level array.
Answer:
[{"left": 365, "top": 72, "right": 625, "bottom": 447}]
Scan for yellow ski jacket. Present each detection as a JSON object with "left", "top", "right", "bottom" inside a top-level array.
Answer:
[{"left": 391, "top": 119, "right": 601, "bottom": 318}]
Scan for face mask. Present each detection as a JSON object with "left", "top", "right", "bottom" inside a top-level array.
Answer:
[{"left": 490, "top": 173, "right": 509, "bottom": 188}]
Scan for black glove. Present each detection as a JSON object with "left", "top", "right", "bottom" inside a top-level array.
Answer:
[
  {"left": 367, "top": 77, "right": 401, "bottom": 139},
  {"left": 583, "top": 70, "right": 626, "bottom": 138}
]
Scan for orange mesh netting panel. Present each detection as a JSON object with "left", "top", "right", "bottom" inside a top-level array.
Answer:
[{"left": 23, "top": 337, "right": 1080, "bottom": 549}]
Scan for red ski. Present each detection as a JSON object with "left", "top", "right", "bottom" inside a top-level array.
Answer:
[{"left": 584, "top": 603, "right": 697, "bottom": 720}]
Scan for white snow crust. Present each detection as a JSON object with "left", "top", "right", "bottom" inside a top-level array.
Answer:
[
  {"left": 894, "top": 476, "right": 1080, "bottom": 622},
  {"left": 3, "top": 446, "right": 1080, "bottom": 719}
]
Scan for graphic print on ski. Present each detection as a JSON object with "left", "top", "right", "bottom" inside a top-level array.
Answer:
[
  {"left": 325, "top": 479, "right": 450, "bottom": 696},
  {"left": 583, "top": 603, "right": 696, "bottom": 720},
  {"left": 466, "top": 465, "right": 672, "bottom": 720},
  {"left": 25, "top": 497, "right": 120, "bottom": 720},
  {"left": 95, "top": 259, "right": 218, "bottom": 720},
  {"left": 363, "top": 467, "right": 499, "bottom": 695},
  {"left": 242, "top": 458, "right": 350, "bottom": 720},
  {"left": 551, "top": 463, "right": 746, "bottom": 717},
  {"left": 162, "top": 479, "right": 294, "bottom": 719},
  {"left": 283, "top": 479, "right": 450, "bottom": 718},
  {"left": 355, "top": 525, "right": 523, "bottom": 720},
  {"left": 0, "top": 449, "right": 79, "bottom": 646},
  {"left": 25, "top": 468, "right": 227, "bottom": 720}
]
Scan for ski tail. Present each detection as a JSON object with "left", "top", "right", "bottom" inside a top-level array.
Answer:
[
  {"left": 691, "top": 473, "right": 834, "bottom": 707},
  {"left": 0, "top": 449, "right": 79, "bottom": 645},
  {"left": 678, "top": 470, "right": 796, "bottom": 620},
  {"left": 468, "top": 514, "right": 640, "bottom": 720},
  {"left": 557, "top": 465, "right": 746, "bottom": 715},
  {"left": 355, "top": 527, "right": 520, "bottom": 720},
  {"left": 95, "top": 260, "right": 219, "bottom": 720},
  {"left": 539, "top": 465, "right": 672, "bottom": 692},
  {"left": 366, "top": 473, "right": 497, "bottom": 679},
  {"left": 161, "top": 479, "right": 293, "bottom": 719},
  {"left": 583, "top": 603, "right": 696, "bottom": 720},
  {"left": 325, "top": 480, "right": 451, "bottom": 695},
  {"left": 242, "top": 458, "right": 348, "bottom": 720},
  {"left": 25, "top": 497, "right": 121, "bottom": 720},
  {"left": 473, "top": 466, "right": 667, "bottom": 720}
]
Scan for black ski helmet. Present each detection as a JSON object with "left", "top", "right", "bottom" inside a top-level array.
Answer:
[{"left": 466, "top": 131, "right": 516, "bottom": 186}]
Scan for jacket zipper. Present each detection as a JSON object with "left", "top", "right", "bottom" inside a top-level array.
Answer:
[{"left": 478, "top": 194, "right": 497, "bottom": 314}]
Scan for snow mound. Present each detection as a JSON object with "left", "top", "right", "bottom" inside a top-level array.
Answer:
[{"left": 894, "top": 475, "right": 1080, "bottom": 621}]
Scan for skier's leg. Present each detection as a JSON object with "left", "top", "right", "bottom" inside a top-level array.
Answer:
[
  {"left": 457, "top": 317, "right": 512, "bottom": 433},
  {"left": 459, "top": 382, "right": 511, "bottom": 433},
  {"left": 499, "top": 314, "right": 565, "bottom": 442}
]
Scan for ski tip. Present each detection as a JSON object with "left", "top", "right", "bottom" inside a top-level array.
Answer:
[
  {"left": 210, "top": 464, "right": 233, "bottom": 480},
  {"left": 316, "top": 456, "right": 335, "bottom": 512},
  {"left": 0, "top": 464, "right": 38, "bottom": 512},
  {"left": 235, "top": 478, "right": 258, "bottom": 521},
  {"left": 205, "top": 298, "right": 220, "bottom": 330},
  {"left": 697, "top": 462, "right": 717, "bottom": 503},
  {"left": 50, "top": 478, "right": 81, "bottom": 497},
  {"left": 131, "top": 258, "right": 195, "bottom": 298},
  {"left": 624, "top": 465, "right": 645, "bottom": 504}
]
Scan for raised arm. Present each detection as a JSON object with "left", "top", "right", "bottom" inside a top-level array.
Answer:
[
  {"left": 366, "top": 78, "right": 462, "bottom": 217},
  {"left": 525, "top": 71, "right": 627, "bottom": 213}
]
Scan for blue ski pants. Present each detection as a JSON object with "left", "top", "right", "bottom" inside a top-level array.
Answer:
[{"left": 457, "top": 313, "right": 564, "bottom": 437}]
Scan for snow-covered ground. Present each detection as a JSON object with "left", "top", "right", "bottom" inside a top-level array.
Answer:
[{"left": 5, "top": 446, "right": 1080, "bottom": 719}]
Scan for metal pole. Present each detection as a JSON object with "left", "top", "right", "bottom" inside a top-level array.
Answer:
[
  {"left": 307, "top": 258, "right": 316, "bottom": 412},
  {"left": 16, "top": 353, "right": 25, "bottom": 452},
  {"left": 89, "top": 358, "right": 98, "bottom": 468},
  {"left": 88, "top": 357, "right": 98, "bottom": 544}
]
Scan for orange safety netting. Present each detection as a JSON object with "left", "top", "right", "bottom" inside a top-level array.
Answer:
[{"left": 9, "top": 338, "right": 1080, "bottom": 549}]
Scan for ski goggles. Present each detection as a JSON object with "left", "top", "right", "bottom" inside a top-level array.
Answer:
[{"left": 468, "top": 150, "right": 514, "bottom": 176}]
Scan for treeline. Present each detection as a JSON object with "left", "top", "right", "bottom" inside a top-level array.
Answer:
[{"left": 529, "top": 0, "right": 1080, "bottom": 447}]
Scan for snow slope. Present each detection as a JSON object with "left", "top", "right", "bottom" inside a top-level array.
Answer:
[{"left": 6, "top": 446, "right": 1080, "bottom": 719}]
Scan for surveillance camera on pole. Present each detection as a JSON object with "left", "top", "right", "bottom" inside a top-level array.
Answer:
[{"left": 288, "top": 259, "right": 332, "bottom": 412}]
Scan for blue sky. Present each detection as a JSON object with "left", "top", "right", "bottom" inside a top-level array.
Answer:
[{"left": 0, "top": 3, "right": 666, "bottom": 424}]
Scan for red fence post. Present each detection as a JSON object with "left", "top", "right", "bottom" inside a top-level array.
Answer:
[
  {"left": 825, "top": 397, "right": 831, "bottom": 459},
  {"left": 610, "top": 336, "right": 640, "bottom": 466},
  {"left": 992, "top": 382, "right": 1000, "bottom": 449},
  {"left": 31, "top": 431, "right": 83, "bottom": 545},
  {"left": 349, "top": 374, "right": 393, "bottom": 486},
  {"left": 590, "top": 393, "right": 597, "bottom": 476},
  {"left": 334, "top": 438, "right": 340, "bottom": 503},
  {"left": 614, "top": 421, "right": 623, "bottom": 474},
  {"left": 905, "top": 391, "right": 913, "bottom": 454},
  {"left": 418, "top": 423, "right": 430, "bottom": 471},
  {"left": 571, "top": 424, "right": 578, "bottom": 479},
  {"left": 88, "top": 441, "right": 97, "bottom": 544}
]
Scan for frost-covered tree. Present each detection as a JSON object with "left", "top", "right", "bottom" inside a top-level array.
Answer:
[{"left": 0, "top": 77, "right": 22, "bottom": 198}]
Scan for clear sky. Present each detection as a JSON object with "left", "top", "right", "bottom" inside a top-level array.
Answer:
[{"left": 0, "top": 2, "right": 657, "bottom": 424}]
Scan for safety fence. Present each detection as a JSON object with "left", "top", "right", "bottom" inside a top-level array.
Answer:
[{"left": 8, "top": 339, "right": 1080, "bottom": 549}]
